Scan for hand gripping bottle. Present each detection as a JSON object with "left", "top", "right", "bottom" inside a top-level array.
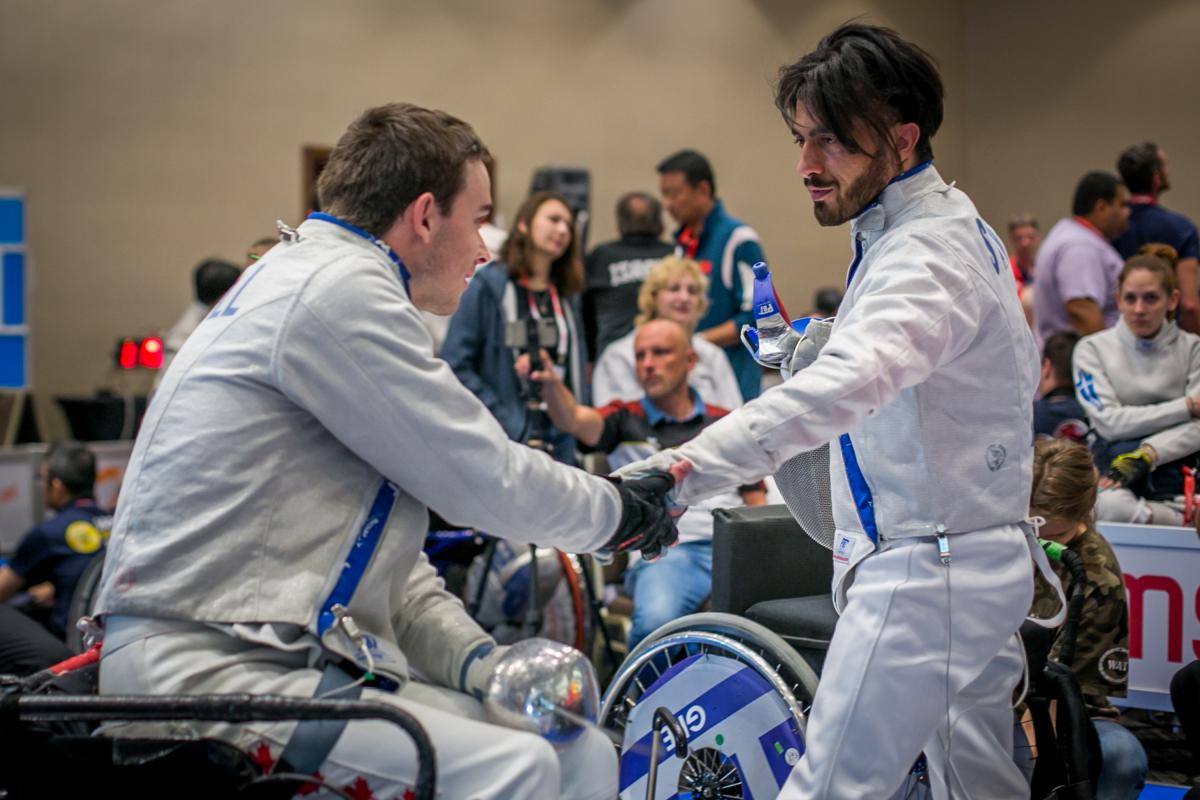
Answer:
[{"left": 740, "top": 261, "right": 802, "bottom": 368}]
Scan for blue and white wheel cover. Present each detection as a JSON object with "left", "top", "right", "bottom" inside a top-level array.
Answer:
[{"left": 619, "top": 652, "right": 804, "bottom": 799}]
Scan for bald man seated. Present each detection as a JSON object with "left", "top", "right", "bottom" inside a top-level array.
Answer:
[{"left": 520, "top": 318, "right": 766, "bottom": 647}]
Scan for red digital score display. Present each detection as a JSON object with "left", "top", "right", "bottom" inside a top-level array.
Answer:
[{"left": 115, "top": 336, "right": 165, "bottom": 370}]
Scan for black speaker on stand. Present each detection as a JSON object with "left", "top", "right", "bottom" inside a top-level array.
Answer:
[{"left": 529, "top": 167, "right": 591, "bottom": 252}]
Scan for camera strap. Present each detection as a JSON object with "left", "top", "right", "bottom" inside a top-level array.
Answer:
[{"left": 520, "top": 280, "right": 568, "bottom": 364}]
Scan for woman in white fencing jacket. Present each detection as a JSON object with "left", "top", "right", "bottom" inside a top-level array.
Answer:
[{"left": 1073, "top": 243, "right": 1200, "bottom": 525}]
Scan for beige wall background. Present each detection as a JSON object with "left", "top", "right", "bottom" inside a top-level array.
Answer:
[
  {"left": 964, "top": 0, "right": 1200, "bottom": 241},
  {"left": 0, "top": 0, "right": 1193, "bottom": 439}
]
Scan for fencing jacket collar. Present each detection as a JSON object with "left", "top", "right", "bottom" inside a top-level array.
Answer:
[{"left": 1115, "top": 316, "right": 1179, "bottom": 355}]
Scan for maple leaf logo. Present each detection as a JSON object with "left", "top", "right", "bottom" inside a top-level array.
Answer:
[
  {"left": 343, "top": 776, "right": 377, "bottom": 800},
  {"left": 248, "top": 741, "right": 275, "bottom": 773}
]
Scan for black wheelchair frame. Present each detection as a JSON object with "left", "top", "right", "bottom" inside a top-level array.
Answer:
[{"left": 0, "top": 668, "right": 437, "bottom": 800}]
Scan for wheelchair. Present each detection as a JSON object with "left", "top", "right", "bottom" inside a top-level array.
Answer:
[
  {"left": 600, "top": 505, "right": 1100, "bottom": 800},
  {"left": 0, "top": 651, "right": 437, "bottom": 799}
]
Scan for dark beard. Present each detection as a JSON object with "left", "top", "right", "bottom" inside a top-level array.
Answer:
[{"left": 812, "top": 156, "right": 894, "bottom": 227}]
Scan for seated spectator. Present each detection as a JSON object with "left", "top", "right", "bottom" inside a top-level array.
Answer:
[
  {"left": 0, "top": 441, "right": 110, "bottom": 639},
  {"left": 1073, "top": 245, "right": 1200, "bottom": 525},
  {"left": 519, "top": 318, "right": 765, "bottom": 648},
  {"left": 1172, "top": 659, "right": 1200, "bottom": 791},
  {"left": 592, "top": 256, "right": 742, "bottom": 410},
  {"left": 443, "top": 190, "right": 586, "bottom": 464},
  {"left": 1027, "top": 438, "right": 1147, "bottom": 799},
  {"left": 1113, "top": 142, "right": 1200, "bottom": 333},
  {"left": 245, "top": 236, "right": 277, "bottom": 265},
  {"left": 1034, "top": 172, "right": 1129, "bottom": 344},
  {"left": 811, "top": 286, "right": 842, "bottom": 318},
  {"left": 157, "top": 257, "right": 242, "bottom": 383},
  {"left": 1009, "top": 213, "right": 1041, "bottom": 326},
  {"left": 0, "top": 604, "right": 72, "bottom": 676},
  {"left": 1034, "top": 330, "right": 1087, "bottom": 441},
  {"left": 582, "top": 191, "right": 674, "bottom": 359}
]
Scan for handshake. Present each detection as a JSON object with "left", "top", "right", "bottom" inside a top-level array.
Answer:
[{"left": 602, "top": 461, "right": 691, "bottom": 561}]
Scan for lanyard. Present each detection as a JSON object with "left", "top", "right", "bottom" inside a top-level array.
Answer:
[
  {"left": 679, "top": 227, "right": 700, "bottom": 259},
  {"left": 520, "top": 279, "right": 568, "bottom": 364},
  {"left": 307, "top": 212, "right": 411, "bottom": 296}
]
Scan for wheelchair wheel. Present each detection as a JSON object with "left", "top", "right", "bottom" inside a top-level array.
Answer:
[
  {"left": 600, "top": 612, "right": 818, "bottom": 800},
  {"left": 462, "top": 541, "right": 591, "bottom": 651},
  {"left": 64, "top": 551, "right": 106, "bottom": 653}
]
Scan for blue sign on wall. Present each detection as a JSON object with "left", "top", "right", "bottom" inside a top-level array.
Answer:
[
  {"left": 0, "top": 198, "right": 22, "bottom": 245},
  {"left": 0, "top": 191, "right": 28, "bottom": 389}
]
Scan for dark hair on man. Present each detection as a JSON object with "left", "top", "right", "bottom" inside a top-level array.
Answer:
[
  {"left": 774, "top": 23, "right": 944, "bottom": 165},
  {"left": 814, "top": 287, "right": 842, "bottom": 317},
  {"left": 1007, "top": 213, "right": 1039, "bottom": 234},
  {"left": 1042, "top": 330, "right": 1079, "bottom": 388},
  {"left": 501, "top": 191, "right": 584, "bottom": 295},
  {"left": 616, "top": 192, "right": 663, "bottom": 238},
  {"left": 317, "top": 102, "right": 489, "bottom": 236},
  {"left": 656, "top": 150, "right": 716, "bottom": 196},
  {"left": 45, "top": 440, "right": 96, "bottom": 499},
  {"left": 1072, "top": 171, "right": 1123, "bottom": 217},
  {"left": 193, "top": 258, "right": 242, "bottom": 306},
  {"left": 1116, "top": 142, "right": 1161, "bottom": 195}
]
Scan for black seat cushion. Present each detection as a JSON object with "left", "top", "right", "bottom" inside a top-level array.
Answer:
[{"left": 745, "top": 594, "right": 838, "bottom": 650}]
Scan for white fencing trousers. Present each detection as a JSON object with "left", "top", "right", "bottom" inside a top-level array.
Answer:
[
  {"left": 1095, "top": 486, "right": 1184, "bottom": 526},
  {"left": 778, "top": 524, "right": 1035, "bottom": 800},
  {"left": 97, "top": 617, "right": 617, "bottom": 800}
]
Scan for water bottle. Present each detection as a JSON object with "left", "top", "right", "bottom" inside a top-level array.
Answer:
[{"left": 741, "top": 261, "right": 800, "bottom": 368}]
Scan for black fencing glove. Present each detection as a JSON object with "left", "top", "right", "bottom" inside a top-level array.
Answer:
[
  {"left": 1108, "top": 449, "right": 1153, "bottom": 487},
  {"left": 605, "top": 469, "right": 680, "bottom": 561}
]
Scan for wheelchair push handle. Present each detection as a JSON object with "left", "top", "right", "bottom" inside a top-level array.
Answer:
[
  {"left": 645, "top": 705, "right": 689, "bottom": 800},
  {"left": 654, "top": 706, "right": 689, "bottom": 758}
]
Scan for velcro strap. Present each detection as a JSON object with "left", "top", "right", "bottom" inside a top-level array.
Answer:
[{"left": 276, "top": 661, "right": 362, "bottom": 776}]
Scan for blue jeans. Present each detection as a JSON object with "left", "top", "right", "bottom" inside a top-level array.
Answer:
[
  {"left": 1094, "top": 719, "right": 1147, "bottom": 800},
  {"left": 624, "top": 540, "right": 712, "bottom": 650},
  {"left": 1013, "top": 717, "right": 1146, "bottom": 798}
]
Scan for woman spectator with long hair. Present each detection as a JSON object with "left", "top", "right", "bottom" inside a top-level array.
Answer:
[{"left": 443, "top": 190, "right": 587, "bottom": 464}]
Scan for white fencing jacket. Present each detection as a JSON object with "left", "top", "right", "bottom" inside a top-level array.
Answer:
[
  {"left": 95, "top": 217, "right": 621, "bottom": 687},
  {"left": 1073, "top": 317, "right": 1200, "bottom": 463},
  {"left": 637, "top": 164, "right": 1039, "bottom": 549}
]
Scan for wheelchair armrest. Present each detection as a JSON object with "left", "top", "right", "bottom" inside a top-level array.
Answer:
[{"left": 711, "top": 505, "right": 834, "bottom": 616}]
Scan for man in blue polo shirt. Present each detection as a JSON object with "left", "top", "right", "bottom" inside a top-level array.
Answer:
[
  {"left": 1113, "top": 141, "right": 1200, "bottom": 333},
  {"left": 0, "top": 441, "right": 110, "bottom": 639},
  {"left": 519, "top": 318, "right": 765, "bottom": 647},
  {"left": 657, "top": 149, "right": 767, "bottom": 401}
]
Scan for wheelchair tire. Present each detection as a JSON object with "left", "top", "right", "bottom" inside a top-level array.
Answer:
[
  {"left": 600, "top": 612, "right": 818, "bottom": 800},
  {"left": 64, "top": 551, "right": 106, "bottom": 653}
]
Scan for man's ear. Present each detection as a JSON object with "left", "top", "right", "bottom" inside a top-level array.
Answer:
[
  {"left": 405, "top": 191, "right": 438, "bottom": 245},
  {"left": 892, "top": 122, "right": 921, "bottom": 166}
]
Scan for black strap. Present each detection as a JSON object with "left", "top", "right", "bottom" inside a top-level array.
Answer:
[{"left": 276, "top": 661, "right": 362, "bottom": 775}]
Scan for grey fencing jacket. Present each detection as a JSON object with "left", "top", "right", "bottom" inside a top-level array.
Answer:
[
  {"left": 628, "top": 164, "right": 1039, "bottom": 546},
  {"left": 94, "top": 218, "right": 621, "bottom": 687},
  {"left": 1073, "top": 317, "right": 1200, "bottom": 463}
]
